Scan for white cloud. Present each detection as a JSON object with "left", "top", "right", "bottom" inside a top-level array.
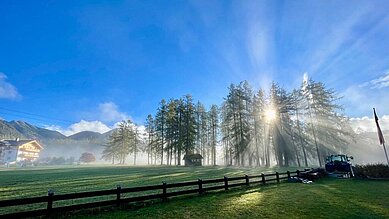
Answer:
[
  {"left": 360, "top": 70, "right": 389, "bottom": 89},
  {"left": 46, "top": 120, "right": 147, "bottom": 138},
  {"left": 341, "top": 72, "right": 389, "bottom": 117},
  {"left": 45, "top": 120, "right": 147, "bottom": 142},
  {"left": 45, "top": 120, "right": 111, "bottom": 136},
  {"left": 343, "top": 73, "right": 389, "bottom": 130},
  {"left": 350, "top": 115, "right": 389, "bottom": 133},
  {"left": 98, "top": 102, "right": 130, "bottom": 122},
  {"left": 48, "top": 101, "right": 133, "bottom": 136},
  {"left": 0, "top": 72, "right": 20, "bottom": 99},
  {"left": 340, "top": 81, "right": 389, "bottom": 117}
]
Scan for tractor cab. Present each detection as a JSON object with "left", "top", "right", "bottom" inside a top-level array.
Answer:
[{"left": 325, "top": 154, "right": 354, "bottom": 178}]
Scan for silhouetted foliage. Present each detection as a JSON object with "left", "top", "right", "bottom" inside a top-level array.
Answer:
[{"left": 79, "top": 152, "right": 96, "bottom": 163}]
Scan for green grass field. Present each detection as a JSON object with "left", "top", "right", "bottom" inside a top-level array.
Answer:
[
  {"left": 0, "top": 165, "right": 292, "bottom": 200},
  {"left": 1, "top": 165, "right": 388, "bottom": 218},
  {"left": 73, "top": 178, "right": 389, "bottom": 219}
]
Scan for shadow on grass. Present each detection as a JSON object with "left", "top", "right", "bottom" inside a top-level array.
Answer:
[{"left": 68, "top": 179, "right": 389, "bottom": 219}]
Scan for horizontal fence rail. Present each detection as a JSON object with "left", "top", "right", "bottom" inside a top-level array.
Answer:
[{"left": 0, "top": 169, "right": 309, "bottom": 218}]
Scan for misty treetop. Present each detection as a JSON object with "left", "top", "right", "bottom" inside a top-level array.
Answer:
[
  {"left": 117, "top": 78, "right": 354, "bottom": 167},
  {"left": 102, "top": 120, "right": 141, "bottom": 165}
]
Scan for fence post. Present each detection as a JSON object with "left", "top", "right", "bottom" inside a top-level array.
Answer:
[
  {"left": 47, "top": 189, "right": 54, "bottom": 216},
  {"left": 224, "top": 176, "right": 229, "bottom": 190},
  {"left": 116, "top": 185, "right": 121, "bottom": 207},
  {"left": 296, "top": 170, "right": 300, "bottom": 177},
  {"left": 287, "top": 171, "right": 291, "bottom": 179},
  {"left": 276, "top": 172, "right": 280, "bottom": 183},
  {"left": 245, "top": 175, "right": 249, "bottom": 186},
  {"left": 162, "top": 182, "right": 167, "bottom": 202},
  {"left": 261, "top": 173, "right": 266, "bottom": 185},
  {"left": 198, "top": 179, "right": 203, "bottom": 195}
]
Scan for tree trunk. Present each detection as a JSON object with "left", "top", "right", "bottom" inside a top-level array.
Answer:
[
  {"left": 296, "top": 109, "right": 309, "bottom": 167},
  {"left": 308, "top": 108, "right": 321, "bottom": 167},
  {"left": 291, "top": 134, "right": 301, "bottom": 167}
]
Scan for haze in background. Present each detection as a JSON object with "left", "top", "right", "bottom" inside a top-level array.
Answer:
[{"left": 1, "top": 0, "right": 389, "bottom": 165}]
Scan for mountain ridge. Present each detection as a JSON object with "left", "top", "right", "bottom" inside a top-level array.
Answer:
[
  {"left": 0, "top": 119, "right": 110, "bottom": 158},
  {"left": 68, "top": 131, "right": 104, "bottom": 141},
  {"left": 0, "top": 119, "right": 112, "bottom": 141}
]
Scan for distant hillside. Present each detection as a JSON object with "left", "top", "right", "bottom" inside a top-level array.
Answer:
[
  {"left": 0, "top": 119, "right": 109, "bottom": 159},
  {"left": 68, "top": 131, "right": 103, "bottom": 141},
  {"left": 0, "top": 120, "right": 66, "bottom": 140},
  {"left": 0, "top": 120, "right": 23, "bottom": 139},
  {"left": 9, "top": 120, "right": 66, "bottom": 140},
  {"left": 101, "top": 129, "right": 115, "bottom": 138}
]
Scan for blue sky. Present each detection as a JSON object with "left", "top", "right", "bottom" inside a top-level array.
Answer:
[{"left": 0, "top": 0, "right": 389, "bottom": 135}]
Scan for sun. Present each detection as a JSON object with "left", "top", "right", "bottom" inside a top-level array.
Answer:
[{"left": 264, "top": 107, "right": 277, "bottom": 122}]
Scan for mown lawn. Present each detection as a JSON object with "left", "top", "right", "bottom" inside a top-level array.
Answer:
[
  {"left": 0, "top": 165, "right": 295, "bottom": 200},
  {"left": 72, "top": 178, "right": 389, "bottom": 219},
  {"left": 2, "top": 166, "right": 387, "bottom": 218},
  {"left": 0, "top": 165, "right": 297, "bottom": 215}
]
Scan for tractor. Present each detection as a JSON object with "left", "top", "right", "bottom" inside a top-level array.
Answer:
[{"left": 325, "top": 154, "right": 354, "bottom": 178}]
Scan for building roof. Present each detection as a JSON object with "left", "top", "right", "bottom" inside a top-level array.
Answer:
[
  {"left": 183, "top": 154, "right": 203, "bottom": 160},
  {"left": 0, "top": 139, "right": 43, "bottom": 149}
]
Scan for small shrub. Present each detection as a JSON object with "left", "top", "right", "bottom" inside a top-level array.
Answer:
[
  {"left": 79, "top": 152, "right": 96, "bottom": 163},
  {"left": 354, "top": 164, "right": 389, "bottom": 178},
  {"left": 34, "top": 156, "right": 75, "bottom": 165}
]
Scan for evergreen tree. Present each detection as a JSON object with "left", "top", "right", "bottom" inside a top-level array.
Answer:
[
  {"left": 146, "top": 78, "right": 354, "bottom": 167},
  {"left": 182, "top": 95, "right": 197, "bottom": 155},
  {"left": 102, "top": 120, "right": 136, "bottom": 164},
  {"left": 155, "top": 99, "right": 167, "bottom": 165},
  {"left": 165, "top": 99, "right": 178, "bottom": 165},
  {"left": 221, "top": 82, "right": 252, "bottom": 166},
  {"left": 145, "top": 114, "right": 155, "bottom": 165},
  {"left": 269, "top": 82, "right": 295, "bottom": 167},
  {"left": 302, "top": 79, "right": 354, "bottom": 166},
  {"left": 132, "top": 124, "right": 141, "bottom": 165},
  {"left": 252, "top": 89, "right": 266, "bottom": 166},
  {"left": 101, "top": 133, "right": 118, "bottom": 164},
  {"left": 209, "top": 105, "right": 219, "bottom": 166}
]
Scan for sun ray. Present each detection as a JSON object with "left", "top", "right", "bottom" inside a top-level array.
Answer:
[{"left": 264, "top": 107, "right": 277, "bottom": 122}]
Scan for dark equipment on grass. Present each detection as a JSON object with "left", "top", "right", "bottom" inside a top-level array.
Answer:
[
  {"left": 325, "top": 154, "right": 354, "bottom": 178},
  {"left": 298, "top": 168, "right": 327, "bottom": 181},
  {"left": 288, "top": 168, "right": 326, "bottom": 183}
]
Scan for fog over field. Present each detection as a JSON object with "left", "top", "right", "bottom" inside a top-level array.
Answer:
[{"left": 1, "top": 95, "right": 388, "bottom": 166}]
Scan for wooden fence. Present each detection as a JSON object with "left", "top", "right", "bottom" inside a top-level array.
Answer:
[{"left": 0, "top": 169, "right": 308, "bottom": 218}]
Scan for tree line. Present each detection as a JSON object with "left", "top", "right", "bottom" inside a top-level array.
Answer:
[
  {"left": 144, "top": 95, "right": 219, "bottom": 166},
  {"left": 103, "top": 77, "right": 354, "bottom": 167},
  {"left": 101, "top": 120, "right": 141, "bottom": 164},
  {"left": 220, "top": 79, "right": 354, "bottom": 167}
]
